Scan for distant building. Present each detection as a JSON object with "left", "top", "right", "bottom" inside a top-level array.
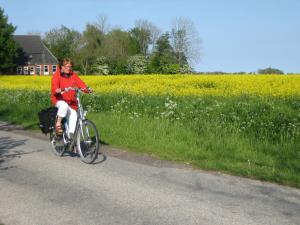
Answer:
[{"left": 13, "top": 35, "right": 58, "bottom": 75}]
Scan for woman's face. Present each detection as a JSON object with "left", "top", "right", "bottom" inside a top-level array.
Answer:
[{"left": 61, "top": 63, "right": 72, "bottom": 74}]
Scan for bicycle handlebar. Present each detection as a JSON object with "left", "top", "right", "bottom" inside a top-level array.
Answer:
[
  {"left": 60, "top": 87, "right": 92, "bottom": 94},
  {"left": 61, "top": 87, "right": 81, "bottom": 92}
]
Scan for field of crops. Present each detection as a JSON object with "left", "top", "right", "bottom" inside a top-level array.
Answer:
[
  {"left": 1, "top": 74, "right": 300, "bottom": 187},
  {"left": 1, "top": 74, "right": 300, "bottom": 97}
]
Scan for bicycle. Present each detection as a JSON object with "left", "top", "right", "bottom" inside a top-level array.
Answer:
[{"left": 49, "top": 87, "right": 100, "bottom": 164}]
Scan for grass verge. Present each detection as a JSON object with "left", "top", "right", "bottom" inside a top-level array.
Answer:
[{"left": 0, "top": 89, "right": 299, "bottom": 187}]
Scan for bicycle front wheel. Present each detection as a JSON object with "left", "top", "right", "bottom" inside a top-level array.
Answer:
[{"left": 77, "top": 119, "right": 100, "bottom": 164}]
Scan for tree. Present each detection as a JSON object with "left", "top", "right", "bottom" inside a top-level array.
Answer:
[
  {"left": 104, "top": 29, "right": 140, "bottom": 73},
  {"left": 91, "top": 56, "right": 110, "bottom": 75},
  {"left": 73, "top": 23, "right": 105, "bottom": 74},
  {"left": 257, "top": 67, "right": 284, "bottom": 74},
  {"left": 74, "top": 46, "right": 94, "bottom": 75},
  {"left": 148, "top": 23, "right": 161, "bottom": 54},
  {"left": 0, "top": 7, "right": 18, "bottom": 74},
  {"left": 130, "top": 19, "right": 161, "bottom": 55},
  {"left": 170, "top": 17, "right": 201, "bottom": 66},
  {"left": 43, "top": 25, "right": 81, "bottom": 61},
  {"left": 95, "top": 14, "right": 111, "bottom": 34},
  {"left": 149, "top": 33, "right": 177, "bottom": 73},
  {"left": 81, "top": 23, "right": 104, "bottom": 53},
  {"left": 130, "top": 27, "right": 149, "bottom": 55},
  {"left": 126, "top": 55, "right": 149, "bottom": 74}
]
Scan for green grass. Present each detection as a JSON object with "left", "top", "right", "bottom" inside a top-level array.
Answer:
[
  {"left": 0, "top": 89, "right": 299, "bottom": 187},
  {"left": 89, "top": 112, "right": 300, "bottom": 187}
]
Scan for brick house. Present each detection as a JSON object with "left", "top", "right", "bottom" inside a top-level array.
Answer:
[{"left": 13, "top": 35, "right": 58, "bottom": 75}]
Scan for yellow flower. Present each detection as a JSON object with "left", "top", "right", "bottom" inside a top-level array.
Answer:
[{"left": 1, "top": 74, "right": 300, "bottom": 97}]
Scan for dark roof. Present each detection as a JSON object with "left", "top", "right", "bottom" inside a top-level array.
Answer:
[{"left": 13, "top": 35, "right": 58, "bottom": 65}]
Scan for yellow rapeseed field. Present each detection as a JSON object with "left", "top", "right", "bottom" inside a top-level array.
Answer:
[{"left": 1, "top": 74, "right": 300, "bottom": 97}]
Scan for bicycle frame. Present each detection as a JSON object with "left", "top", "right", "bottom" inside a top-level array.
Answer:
[{"left": 62, "top": 88, "right": 88, "bottom": 151}]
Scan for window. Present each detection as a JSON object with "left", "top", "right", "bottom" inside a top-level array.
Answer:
[
  {"left": 23, "top": 66, "right": 28, "bottom": 75},
  {"left": 44, "top": 65, "right": 49, "bottom": 75},
  {"left": 52, "top": 65, "right": 57, "bottom": 73},
  {"left": 36, "top": 65, "right": 41, "bottom": 75},
  {"left": 17, "top": 67, "right": 22, "bottom": 74},
  {"left": 30, "top": 67, "right": 35, "bottom": 75}
]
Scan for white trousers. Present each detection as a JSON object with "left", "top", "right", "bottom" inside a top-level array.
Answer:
[{"left": 56, "top": 100, "right": 77, "bottom": 134}]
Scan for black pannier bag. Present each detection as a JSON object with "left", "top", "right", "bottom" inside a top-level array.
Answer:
[{"left": 38, "top": 107, "right": 58, "bottom": 134}]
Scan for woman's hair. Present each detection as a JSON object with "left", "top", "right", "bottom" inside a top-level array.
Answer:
[{"left": 59, "top": 58, "right": 73, "bottom": 69}]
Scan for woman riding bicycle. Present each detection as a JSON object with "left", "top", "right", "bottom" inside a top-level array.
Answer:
[{"left": 51, "top": 58, "right": 91, "bottom": 138}]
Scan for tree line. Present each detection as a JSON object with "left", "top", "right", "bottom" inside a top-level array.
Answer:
[
  {"left": 42, "top": 16, "right": 201, "bottom": 75},
  {"left": 0, "top": 7, "right": 201, "bottom": 75}
]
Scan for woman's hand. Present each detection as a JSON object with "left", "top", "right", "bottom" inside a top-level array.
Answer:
[
  {"left": 83, "top": 87, "right": 93, "bottom": 93},
  {"left": 87, "top": 87, "right": 93, "bottom": 93},
  {"left": 55, "top": 88, "right": 62, "bottom": 94}
]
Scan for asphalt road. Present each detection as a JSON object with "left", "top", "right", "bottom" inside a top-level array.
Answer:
[{"left": 0, "top": 122, "right": 299, "bottom": 225}]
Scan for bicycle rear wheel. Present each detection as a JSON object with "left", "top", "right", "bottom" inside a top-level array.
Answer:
[
  {"left": 50, "top": 132, "right": 66, "bottom": 157},
  {"left": 76, "top": 119, "right": 100, "bottom": 164}
]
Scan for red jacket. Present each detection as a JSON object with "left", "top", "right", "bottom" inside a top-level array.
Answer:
[{"left": 51, "top": 69, "right": 88, "bottom": 110}]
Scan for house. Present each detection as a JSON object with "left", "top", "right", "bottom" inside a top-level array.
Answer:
[{"left": 13, "top": 35, "right": 58, "bottom": 75}]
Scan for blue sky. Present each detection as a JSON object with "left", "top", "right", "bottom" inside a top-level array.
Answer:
[{"left": 1, "top": 0, "right": 299, "bottom": 73}]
